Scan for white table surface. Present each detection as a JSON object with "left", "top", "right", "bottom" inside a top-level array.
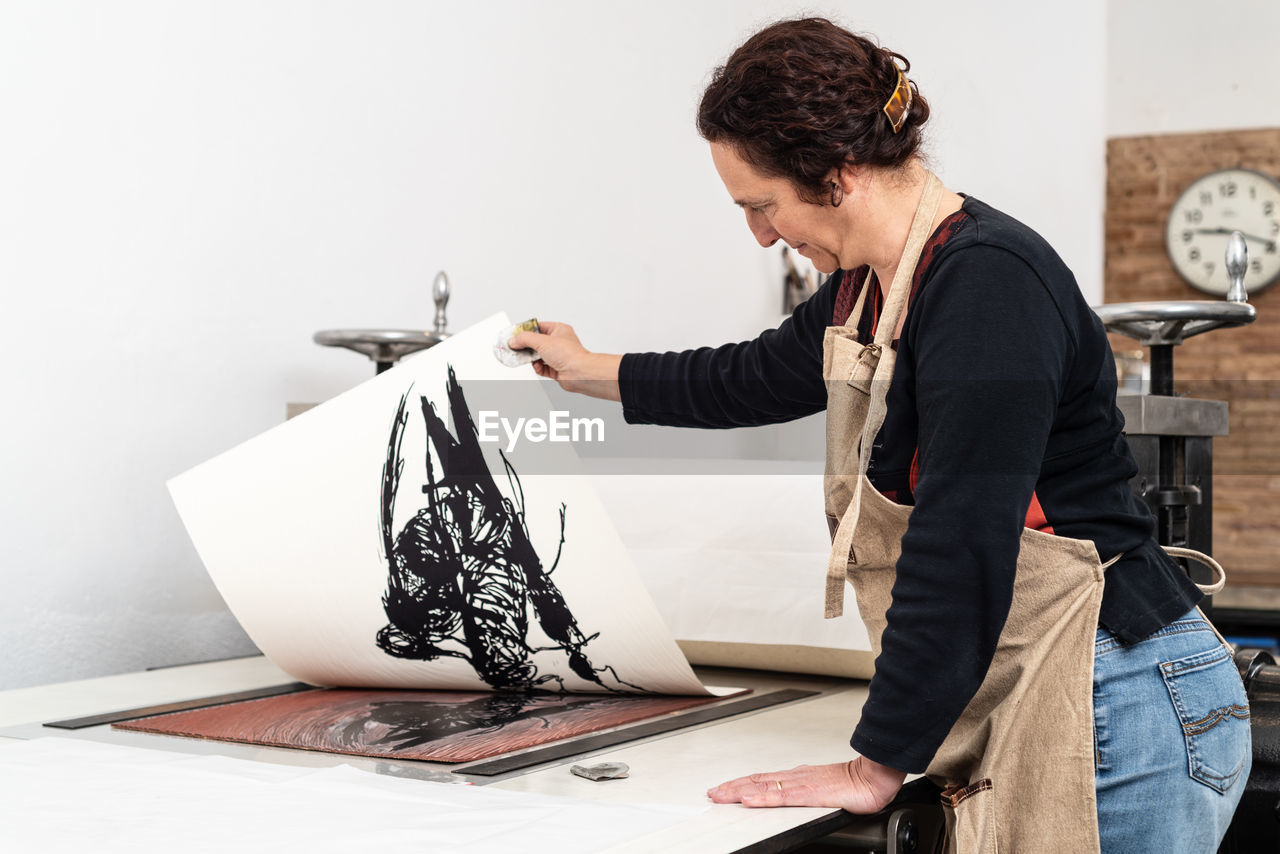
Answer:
[{"left": 0, "top": 657, "right": 872, "bottom": 853}]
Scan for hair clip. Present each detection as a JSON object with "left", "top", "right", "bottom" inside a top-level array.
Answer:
[{"left": 882, "top": 68, "right": 913, "bottom": 134}]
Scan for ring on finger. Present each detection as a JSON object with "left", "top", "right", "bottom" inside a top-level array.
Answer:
[{"left": 774, "top": 780, "right": 783, "bottom": 793}]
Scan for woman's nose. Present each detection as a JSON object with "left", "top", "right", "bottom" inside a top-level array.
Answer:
[{"left": 745, "top": 209, "right": 780, "bottom": 247}]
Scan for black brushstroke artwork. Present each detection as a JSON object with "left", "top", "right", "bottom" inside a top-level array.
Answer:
[{"left": 377, "top": 365, "right": 643, "bottom": 693}]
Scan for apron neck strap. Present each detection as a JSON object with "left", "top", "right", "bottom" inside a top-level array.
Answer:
[
  {"left": 855, "top": 171, "right": 943, "bottom": 470},
  {"left": 839, "top": 171, "right": 944, "bottom": 336},
  {"left": 873, "top": 171, "right": 944, "bottom": 349},
  {"left": 824, "top": 172, "right": 944, "bottom": 618},
  {"left": 847, "top": 269, "right": 872, "bottom": 334}
]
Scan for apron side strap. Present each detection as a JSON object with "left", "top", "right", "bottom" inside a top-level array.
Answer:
[
  {"left": 824, "top": 559, "right": 847, "bottom": 619},
  {"left": 825, "top": 481, "right": 864, "bottom": 619},
  {"left": 1162, "top": 546, "right": 1227, "bottom": 595}
]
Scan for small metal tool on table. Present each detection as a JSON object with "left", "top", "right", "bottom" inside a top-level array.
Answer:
[{"left": 314, "top": 271, "right": 453, "bottom": 373}]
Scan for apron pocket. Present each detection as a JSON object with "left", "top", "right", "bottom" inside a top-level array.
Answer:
[
  {"left": 1159, "top": 644, "right": 1252, "bottom": 793},
  {"left": 941, "top": 778, "right": 998, "bottom": 854}
]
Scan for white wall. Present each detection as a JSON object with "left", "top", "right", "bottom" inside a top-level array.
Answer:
[
  {"left": 1108, "top": 0, "right": 1280, "bottom": 136},
  {"left": 0, "top": 0, "right": 1105, "bottom": 690}
]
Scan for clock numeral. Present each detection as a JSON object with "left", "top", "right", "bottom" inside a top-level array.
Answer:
[
  {"left": 1251, "top": 186, "right": 1258, "bottom": 200},
  {"left": 1184, "top": 209, "right": 1204, "bottom": 224},
  {"left": 1189, "top": 247, "right": 1201, "bottom": 262},
  {"left": 1265, "top": 201, "right": 1275, "bottom": 216},
  {"left": 1203, "top": 261, "right": 1216, "bottom": 277},
  {"left": 1200, "top": 191, "right": 1213, "bottom": 206},
  {"left": 1182, "top": 230, "right": 1193, "bottom": 243},
  {"left": 1219, "top": 181, "right": 1238, "bottom": 198},
  {"left": 1252, "top": 259, "right": 1263, "bottom": 274},
  {"left": 1268, "top": 243, "right": 1278, "bottom": 255},
  {"left": 1272, "top": 221, "right": 1279, "bottom": 236}
]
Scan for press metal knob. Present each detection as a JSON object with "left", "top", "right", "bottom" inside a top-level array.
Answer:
[
  {"left": 1225, "top": 231, "right": 1249, "bottom": 303},
  {"left": 432, "top": 270, "right": 451, "bottom": 334}
]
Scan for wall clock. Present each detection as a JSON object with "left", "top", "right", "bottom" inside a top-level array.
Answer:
[{"left": 1164, "top": 167, "right": 1280, "bottom": 296}]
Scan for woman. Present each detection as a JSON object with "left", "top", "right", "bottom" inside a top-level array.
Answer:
[{"left": 510, "top": 18, "right": 1250, "bottom": 853}]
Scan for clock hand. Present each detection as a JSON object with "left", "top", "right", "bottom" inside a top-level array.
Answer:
[{"left": 1188, "top": 227, "right": 1276, "bottom": 248}]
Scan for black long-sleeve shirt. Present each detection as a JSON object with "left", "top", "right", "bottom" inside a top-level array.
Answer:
[{"left": 618, "top": 196, "right": 1202, "bottom": 773}]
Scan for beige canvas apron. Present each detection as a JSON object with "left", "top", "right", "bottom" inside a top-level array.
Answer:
[{"left": 822, "top": 172, "right": 1227, "bottom": 853}]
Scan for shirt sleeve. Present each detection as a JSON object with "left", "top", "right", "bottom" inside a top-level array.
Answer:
[
  {"left": 617, "top": 277, "right": 837, "bottom": 428},
  {"left": 849, "top": 245, "right": 1077, "bottom": 772}
]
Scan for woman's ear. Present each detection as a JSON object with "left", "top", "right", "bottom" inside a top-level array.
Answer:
[
  {"left": 832, "top": 162, "right": 862, "bottom": 196},
  {"left": 821, "top": 162, "right": 862, "bottom": 207}
]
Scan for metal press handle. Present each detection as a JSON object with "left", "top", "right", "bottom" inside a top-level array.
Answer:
[
  {"left": 1091, "top": 300, "right": 1256, "bottom": 346},
  {"left": 1094, "top": 231, "right": 1256, "bottom": 346},
  {"left": 314, "top": 269, "right": 455, "bottom": 374}
]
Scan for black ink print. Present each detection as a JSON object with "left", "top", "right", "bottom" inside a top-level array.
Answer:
[
  {"left": 377, "top": 366, "right": 643, "bottom": 692},
  {"left": 348, "top": 693, "right": 623, "bottom": 751},
  {"left": 113, "top": 687, "right": 723, "bottom": 764}
]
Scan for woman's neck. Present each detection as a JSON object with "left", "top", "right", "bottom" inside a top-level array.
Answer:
[{"left": 858, "top": 161, "right": 963, "bottom": 289}]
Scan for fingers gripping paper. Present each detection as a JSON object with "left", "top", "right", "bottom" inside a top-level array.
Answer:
[{"left": 169, "top": 314, "right": 708, "bottom": 695}]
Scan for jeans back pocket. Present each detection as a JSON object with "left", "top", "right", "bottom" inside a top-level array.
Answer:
[{"left": 1159, "top": 644, "right": 1252, "bottom": 793}]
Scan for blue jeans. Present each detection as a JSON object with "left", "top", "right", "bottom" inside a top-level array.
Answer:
[{"left": 1094, "top": 609, "right": 1252, "bottom": 853}]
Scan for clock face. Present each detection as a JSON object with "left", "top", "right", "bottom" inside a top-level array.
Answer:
[{"left": 1164, "top": 168, "right": 1280, "bottom": 296}]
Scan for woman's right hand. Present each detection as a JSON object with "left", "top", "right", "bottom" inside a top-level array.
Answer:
[{"left": 508, "top": 321, "right": 623, "bottom": 402}]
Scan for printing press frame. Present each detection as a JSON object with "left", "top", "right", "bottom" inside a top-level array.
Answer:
[{"left": 1095, "top": 293, "right": 1280, "bottom": 850}]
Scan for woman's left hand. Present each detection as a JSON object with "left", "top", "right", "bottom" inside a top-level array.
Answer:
[{"left": 706, "top": 756, "right": 906, "bottom": 812}]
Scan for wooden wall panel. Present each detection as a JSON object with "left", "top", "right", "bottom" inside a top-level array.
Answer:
[{"left": 1106, "top": 128, "right": 1280, "bottom": 588}]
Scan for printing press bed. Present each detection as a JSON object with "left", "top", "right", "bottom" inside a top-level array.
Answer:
[{"left": 0, "top": 656, "right": 936, "bottom": 853}]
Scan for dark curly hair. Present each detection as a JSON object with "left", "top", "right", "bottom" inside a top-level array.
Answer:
[{"left": 697, "top": 18, "right": 930, "bottom": 206}]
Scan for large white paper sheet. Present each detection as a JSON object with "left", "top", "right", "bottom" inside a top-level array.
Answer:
[
  {"left": 0, "top": 738, "right": 703, "bottom": 854},
  {"left": 169, "top": 314, "right": 707, "bottom": 695},
  {"left": 592, "top": 467, "right": 871, "bottom": 652}
]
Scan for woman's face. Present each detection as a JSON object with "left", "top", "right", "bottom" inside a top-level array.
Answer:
[{"left": 710, "top": 142, "right": 850, "bottom": 274}]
